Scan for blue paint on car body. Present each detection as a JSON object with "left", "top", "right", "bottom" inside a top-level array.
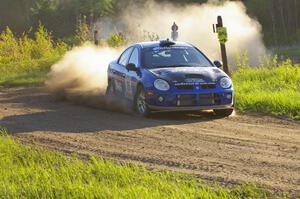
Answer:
[{"left": 107, "top": 40, "right": 234, "bottom": 113}]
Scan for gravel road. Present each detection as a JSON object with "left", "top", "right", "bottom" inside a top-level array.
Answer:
[{"left": 0, "top": 87, "right": 299, "bottom": 196}]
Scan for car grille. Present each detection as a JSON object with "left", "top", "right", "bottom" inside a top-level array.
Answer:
[
  {"left": 175, "top": 85, "right": 193, "bottom": 90},
  {"left": 176, "top": 93, "right": 222, "bottom": 106},
  {"left": 201, "top": 83, "right": 216, "bottom": 89},
  {"left": 175, "top": 83, "right": 216, "bottom": 90}
]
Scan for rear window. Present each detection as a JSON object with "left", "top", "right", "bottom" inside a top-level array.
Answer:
[{"left": 141, "top": 46, "right": 213, "bottom": 69}]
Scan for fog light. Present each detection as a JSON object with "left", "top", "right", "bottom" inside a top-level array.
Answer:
[
  {"left": 226, "top": 94, "right": 232, "bottom": 99},
  {"left": 158, "top": 96, "right": 164, "bottom": 102}
]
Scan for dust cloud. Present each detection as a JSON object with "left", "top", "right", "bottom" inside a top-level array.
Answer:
[
  {"left": 46, "top": 45, "right": 119, "bottom": 94},
  {"left": 45, "top": 45, "right": 124, "bottom": 109},
  {"left": 123, "top": 0, "right": 266, "bottom": 66}
]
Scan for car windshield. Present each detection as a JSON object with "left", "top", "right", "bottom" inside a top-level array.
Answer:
[{"left": 141, "top": 46, "right": 213, "bottom": 69}]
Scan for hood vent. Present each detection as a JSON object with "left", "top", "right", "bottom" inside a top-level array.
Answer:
[{"left": 185, "top": 74, "right": 205, "bottom": 79}]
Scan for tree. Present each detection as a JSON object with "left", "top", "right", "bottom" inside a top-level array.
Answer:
[{"left": 75, "top": 15, "right": 90, "bottom": 45}]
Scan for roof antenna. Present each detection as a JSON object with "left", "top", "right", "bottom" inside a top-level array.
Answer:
[{"left": 171, "top": 22, "right": 178, "bottom": 41}]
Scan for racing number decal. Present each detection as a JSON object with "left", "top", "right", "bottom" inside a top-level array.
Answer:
[{"left": 125, "top": 76, "right": 133, "bottom": 98}]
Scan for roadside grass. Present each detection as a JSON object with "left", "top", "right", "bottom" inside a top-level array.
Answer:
[
  {"left": 0, "top": 128, "right": 275, "bottom": 199},
  {"left": 232, "top": 60, "right": 300, "bottom": 119},
  {"left": 0, "top": 57, "right": 59, "bottom": 87}
]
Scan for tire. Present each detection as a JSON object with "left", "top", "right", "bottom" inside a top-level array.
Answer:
[
  {"left": 213, "top": 108, "right": 234, "bottom": 117},
  {"left": 134, "top": 86, "right": 151, "bottom": 117}
]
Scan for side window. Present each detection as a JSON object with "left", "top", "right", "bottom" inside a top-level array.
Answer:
[
  {"left": 128, "top": 48, "right": 139, "bottom": 66},
  {"left": 118, "top": 47, "right": 133, "bottom": 66}
]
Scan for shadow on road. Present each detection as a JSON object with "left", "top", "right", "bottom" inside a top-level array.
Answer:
[{"left": 0, "top": 88, "right": 223, "bottom": 134}]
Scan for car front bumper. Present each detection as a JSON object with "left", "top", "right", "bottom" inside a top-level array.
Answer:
[
  {"left": 148, "top": 104, "right": 234, "bottom": 112},
  {"left": 144, "top": 87, "right": 234, "bottom": 112}
]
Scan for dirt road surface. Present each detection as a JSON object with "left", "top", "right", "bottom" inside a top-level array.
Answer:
[{"left": 0, "top": 87, "right": 299, "bottom": 196}]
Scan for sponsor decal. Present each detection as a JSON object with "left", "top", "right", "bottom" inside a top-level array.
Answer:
[
  {"left": 152, "top": 46, "right": 188, "bottom": 51},
  {"left": 175, "top": 82, "right": 216, "bottom": 86}
]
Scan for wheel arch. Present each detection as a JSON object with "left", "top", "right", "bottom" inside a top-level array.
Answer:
[{"left": 135, "top": 81, "right": 144, "bottom": 96}]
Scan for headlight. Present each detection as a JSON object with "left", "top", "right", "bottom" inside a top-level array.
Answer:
[
  {"left": 219, "top": 77, "right": 232, "bottom": 89},
  {"left": 154, "top": 79, "right": 170, "bottom": 91}
]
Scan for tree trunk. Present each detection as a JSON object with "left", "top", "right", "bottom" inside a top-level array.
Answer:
[
  {"left": 279, "top": 0, "right": 288, "bottom": 44},
  {"left": 295, "top": 0, "right": 299, "bottom": 43},
  {"left": 270, "top": 1, "right": 278, "bottom": 47}
]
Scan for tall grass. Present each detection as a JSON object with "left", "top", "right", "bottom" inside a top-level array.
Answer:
[
  {"left": 0, "top": 25, "right": 67, "bottom": 86},
  {"left": 0, "top": 129, "right": 271, "bottom": 199},
  {"left": 232, "top": 59, "right": 300, "bottom": 119}
]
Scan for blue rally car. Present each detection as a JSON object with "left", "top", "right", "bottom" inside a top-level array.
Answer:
[{"left": 106, "top": 40, "right": 234, "bottom": 117}]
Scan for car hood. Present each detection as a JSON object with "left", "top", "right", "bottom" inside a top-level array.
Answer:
[{"left": 148, "top": 67, "right": 227, "bottom": 84}]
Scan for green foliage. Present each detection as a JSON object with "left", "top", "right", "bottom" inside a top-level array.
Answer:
[
  {"left": 0, "top": 0, "right": 115, "bottom": 39},
  {"left": 73, "top": 0, "right": 114, "bottom": 18},
  {"left": 33, "top": 24, "right": 55, "bottom": 58},
  {"left": 107, "top": 33, "right": 127, "bottom": 48},
  {"left": 233, "top": 60, "right": 300, "bottom": 119},
  {"left": 0, "top": 59, "right": 56, "bottom": 87},
  {"left": 0, "top": 127, "right": 7, "bottom": 136},
  {"left": 0, "top": 25, "right": 67, "bottom": 87},
  {"left": 0, "top": 27, "right": 21, "bottom": 64},
  {"left": 234, "top": 50, "right": 250, "bottom": 69},
  {"left": 0, "top": 24, "right": 67, "bottom": 67},
  {"left": 75, "top": 15, "right": 90, "bottom": 45},
  {"left": 0, "top": 131, "right": 272, "bottom": 198}
]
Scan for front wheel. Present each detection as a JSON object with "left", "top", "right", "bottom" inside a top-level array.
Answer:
[
  {"left": 213, "top": 108, "right": 234, "bottom": 117},
  {"left": 134, "top": 87, "right": 151, "bottom": 117}
]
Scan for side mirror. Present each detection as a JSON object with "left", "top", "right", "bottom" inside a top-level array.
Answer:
[
  {"left": 126, "top": 63, "right": 137, "bottom": 71},
  {"left": 214, "top": 60, "right": 223, "bottom": 68}
]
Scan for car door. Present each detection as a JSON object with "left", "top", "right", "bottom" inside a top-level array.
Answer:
[
  {"left": 113, "top": 47, "right": 133, "bottom": 96},
  {"left": 124, "top": 47, "right": 140, "bottom": 100}
]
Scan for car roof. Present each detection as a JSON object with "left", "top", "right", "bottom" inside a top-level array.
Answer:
[{"left": 135, "top": 40, "right": 194, "bottom": 49}]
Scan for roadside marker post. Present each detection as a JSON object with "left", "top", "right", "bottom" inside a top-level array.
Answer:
[
  {"left": 213, "top": 16, "right": 230, "bottom": 76},
  {"left": 94, "top": 30, "right": 99, "bottom": 46}
]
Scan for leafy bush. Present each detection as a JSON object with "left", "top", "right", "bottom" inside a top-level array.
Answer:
[
  {"left": 107, "top": 33, "right": 127, "bottom": 47},
  {"left": 0, "top": 24, "right": 67, "bottom": 70},
  {"left": 75, "top": 15, "right": 91, "bottom": 45},
  {"left": 0, "top": 24, "right": 67, "bottom": 86},
  {"left": 0, "top": 27, "right": 22, "bottom": 64}
]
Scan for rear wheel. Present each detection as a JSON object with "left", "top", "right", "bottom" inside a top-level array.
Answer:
[
  {"left": 213, "top": 108, "right": 234, "bottom": 117},
  {"left": 134, "top": 87, "right": 151, "bottom": 117}
]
